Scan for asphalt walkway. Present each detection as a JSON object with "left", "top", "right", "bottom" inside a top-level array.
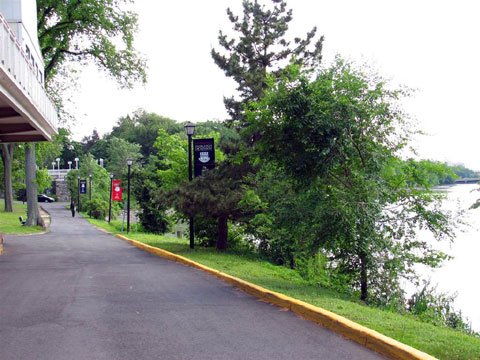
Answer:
[{"left": 0, "top": 203, "right": 384, "bottom": 360}]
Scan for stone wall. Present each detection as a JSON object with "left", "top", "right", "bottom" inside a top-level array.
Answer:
[{"left": 53, "top": 180, "right": 70, "bottom": 202}]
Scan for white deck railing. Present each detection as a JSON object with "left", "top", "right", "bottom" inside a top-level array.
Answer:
[
  {"left": 0, "top": 12, "right": 57, "bottom": 130},
  {"left": 47, "top": 169, "right": 70, "bottom": 180}
]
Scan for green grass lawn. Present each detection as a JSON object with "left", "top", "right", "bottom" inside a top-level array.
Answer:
[
  {"left": 90, "top": 219, "right": 480, "bottom": 360},
  {"left": 0, "top": 203, "right": 43, "bottom": 234}
]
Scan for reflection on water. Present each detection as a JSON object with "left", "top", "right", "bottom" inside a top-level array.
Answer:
[{"left": 415, "top": 184, "right": 480, "bottom": 331}]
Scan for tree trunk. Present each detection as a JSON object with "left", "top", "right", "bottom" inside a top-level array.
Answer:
[
  {"left": 1, "top": 144, "right": 14, "bottom": 212},
  {"left": 288, "top": 255, "right": 295, "bottom": 269},
  {"left": 360, "top": 252, "right": 368, "bottom": 302},
  {"left": 216, "top": 216, "right": 228, "bottom": 251},
  {"left": 25, "top": 143, "right": 40, "bottom": 226}
]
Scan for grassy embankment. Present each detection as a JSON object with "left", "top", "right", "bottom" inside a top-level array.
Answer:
[
  {"left": 89, "top": 218, "right": 480, "bottom": 360},
  {"left": 0, "top": 203, "right": 43, "bottom": 234}
]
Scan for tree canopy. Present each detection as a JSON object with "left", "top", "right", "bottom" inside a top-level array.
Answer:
[
  {"left": 38, "top": 0, "right": 146, "bottom": 87},
  {"left": 109, "top": 111, "right": 182, "bottom": 157},
  {"left": 245, "top": 60, "right": 455, "bottom": 302}
]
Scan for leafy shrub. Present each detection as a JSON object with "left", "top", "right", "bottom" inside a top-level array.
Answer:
[
  {"left": 127, "top": 222, "right": 145, "bottom": 233},
  {"left": 137, "top": 200, "right": 170, "bottom": 233},
  {"left": 194, "top": 218, "right": 250, "bottom": 250},
  {"left": 194, "top": 215, "right": 218, "bottom": 247},
  {"left": 295, "top": 252, "right": 331, "bottom": 286},
  {"left": 407, "top": 281, "right": 478, "bottom": 336},
  {"left": 84, "top": 198, "right": 109, "bottom": 220}
]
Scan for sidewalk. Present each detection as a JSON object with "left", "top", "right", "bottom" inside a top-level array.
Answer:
[{"left": 0, "top": 202, "right": 385, "bottom": 360}]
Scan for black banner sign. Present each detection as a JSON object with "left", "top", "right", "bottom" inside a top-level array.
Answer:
[
  {"left": 79, "top": 179, "right": 87, "bottom": 194},
  {"left": 193, "top": 138, "right": 215, "bottom": 177}
]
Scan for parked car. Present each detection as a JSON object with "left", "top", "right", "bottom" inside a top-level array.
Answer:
[{"left": 37, "top": 194, "right": 55, "bottom": 203}]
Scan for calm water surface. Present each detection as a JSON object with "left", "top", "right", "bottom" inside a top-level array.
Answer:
[{"left": 415, "top": 184, "right": 480, "bottom": 331}]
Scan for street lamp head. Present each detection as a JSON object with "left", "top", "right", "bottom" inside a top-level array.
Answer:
[
  {"left": 184, "top": 121, "right": 196, "bottom": 136},
  {"left": 110, "top": 173, "right": 114, "bottom": 179},
  {"left": 56, "top": 158, "right": 60, "bottom": 162},
  {"left": 89, "top": 174, "right": 92, "bottom": 178},
  {"left": 77, "top": 176, "right": 80, "bottom": 180},
  {"left": 127, "top": 158, "right": 133, "bottom": 166}
]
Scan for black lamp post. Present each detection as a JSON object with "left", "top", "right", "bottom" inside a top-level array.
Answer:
[
  {"left": 126, "top": 159, "right": 133, "bottom": 233},
  {"left": 89, "top": 174, "right": 92, "bottom": 217},
  {"left": 77, "top": 176, "right": 80, "bottom": 211},
  {"left": 184, "top": 121, "right": 196, "bottom": 249},
  {"left": 108, "top": 173, "right": 114, "bottom": 223}
]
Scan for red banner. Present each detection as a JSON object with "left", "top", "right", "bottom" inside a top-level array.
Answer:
[{"left": 112, "top": 180, "right": 123, "bottom": 201}]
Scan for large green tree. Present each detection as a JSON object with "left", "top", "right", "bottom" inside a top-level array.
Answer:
[
  {"left": 1, "top": 1, "right": 146, "bottom": 219},
  {"left": 201, "top": 0, "right": 324, "bottom": 237},
  {"left": 37, "top": 0, "right": 146, "bottom": 87},
  {"left": 109, "top": 111, "right": 182, "bottom": 157},
  {"left": 105, "top": 137, "right": 142, "bottom": 178},
  {"left": 37, "top": 0, "right": 147, "bottom": 126},
  {"left": 245, "top": 60, "right": 455, "bottom": 302},
  {"left": 212, "top": 0, "right": 323, "bottom": 125}
]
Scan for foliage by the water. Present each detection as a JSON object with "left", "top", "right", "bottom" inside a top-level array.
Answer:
[
  {"left": 449, "top": 164, "right": 480, "bottom": 180},
  {"left": 408, "top": 281, "right": 479, "bottom": 337},
  {"left": 409, "top": 160, "right": 479, "bottom": 185},
  {"left": 243, "top": 60, "right": 456, "bottom": 303}
]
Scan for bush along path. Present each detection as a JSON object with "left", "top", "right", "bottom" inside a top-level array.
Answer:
[{"left": 88, "top": 219, "right": 480, "bottom": 360}]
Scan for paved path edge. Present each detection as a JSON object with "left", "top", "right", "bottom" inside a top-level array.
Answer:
[
  {"left": 0, "top": 206, "right": 51, "bottom": 256},
  {"left": 113, "top": 233, "right": 436, "bottom": 360}
]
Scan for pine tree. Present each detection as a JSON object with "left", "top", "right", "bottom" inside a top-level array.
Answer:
[
  {"left": 211, "top": 0, "right": 324, "bottom": 126},
  {"left": 171, "top": 161, "right": 255, "bottom": 250}
]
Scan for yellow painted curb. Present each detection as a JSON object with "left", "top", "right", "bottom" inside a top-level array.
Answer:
[{"left": 114, "top": 233, "right": 436, "bottom": 360}]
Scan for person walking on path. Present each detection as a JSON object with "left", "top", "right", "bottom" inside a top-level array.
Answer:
[{"left": 70, "top": 199, "right": 76, "bottom": 217}]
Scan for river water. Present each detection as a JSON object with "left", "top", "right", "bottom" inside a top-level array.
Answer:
[{"left": 412, "top": 183, "right": 480, "bottom": 331}]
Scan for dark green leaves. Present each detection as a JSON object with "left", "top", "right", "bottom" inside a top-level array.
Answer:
[
  {"left": 245, "top": 59, "right": 456, "bottom": 302},
  {"left": 38, "top": 0, "right": 146, "bottom": 87},
  {"left": 212, "top": 0, "right": 323, "bottom": 124}
]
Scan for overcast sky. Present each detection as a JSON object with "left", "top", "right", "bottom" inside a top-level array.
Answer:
[{"left": 69, "top": 0, "right": 480, "bottom": 170}]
